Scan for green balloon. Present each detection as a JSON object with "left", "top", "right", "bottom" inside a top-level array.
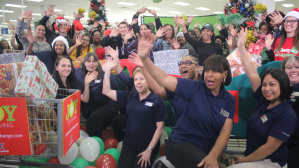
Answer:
[
  {"left": 153, "top": 0, "right": 162, "bottom": 3},
  {"left": 88, "top": 158, "right": 97, "bottom": 167},
  {"left": 92, "top": 136, "right": 105, "bottom": 156},
  {"left": 164, "top": 127, "right": 173, "bottom": 137},
  {"left": 103, "top": 148, "right": 121, "bottom": 165},
  {"left": 70, "top": 158, "right": 89, "bottom": 168}
]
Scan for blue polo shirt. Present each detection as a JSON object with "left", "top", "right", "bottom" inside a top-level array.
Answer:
[
  {"left": 244, "top": 86, "right": 298, "bottom": 167},
  {"left": 289, "top": 82, "right": 299, "bottom": 145},
  {"left": 168, "top": 79, "right": 236, "bottom": 154},
  {"left": 117, "top": 91, "right": 168, "bottom": 150}
]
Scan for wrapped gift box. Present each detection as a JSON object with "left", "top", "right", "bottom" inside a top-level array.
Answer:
[
  {"left": 0, "top": 53, "right": 25, "bottom": 64},
  {"left": 15, "top": 56, "right": 58, "bottom": 113},
  {"left": 0, "top": 62, "right": 24, "bottom": 95},
  {"left": 3, "top": 49, "right": 23, "bottom": 54},
  {"left": 247, "top": 43, "right": 264, "bottom": 55},
  {"left": 155, "top": 63, "right": 180, "bottom": 75}
]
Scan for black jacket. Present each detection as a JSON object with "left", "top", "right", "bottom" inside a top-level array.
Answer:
[{"left": 39, "top": 16, "right": 74, "bottom": 47}]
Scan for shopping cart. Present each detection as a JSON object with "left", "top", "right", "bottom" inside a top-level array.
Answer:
[{"left": 0, "top": 89, "right": 79, "bottom": 168}]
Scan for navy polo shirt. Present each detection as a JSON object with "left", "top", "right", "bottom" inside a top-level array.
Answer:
[
  {"left": 289, "top": 82, "right": 299, "bottom": 145},
  {"left": 168, "top": 79, "right": 236, "bottom": 154},
  {"left": 244, "top": 86, "right": 298, "bottom": 167},
  {"left": 117, "top": 91, "right": 168, "bottom": 151}
]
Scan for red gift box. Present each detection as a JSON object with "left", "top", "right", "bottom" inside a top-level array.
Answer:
[{"left": 247, "top": 43, "right": 264, "bottom": 55}]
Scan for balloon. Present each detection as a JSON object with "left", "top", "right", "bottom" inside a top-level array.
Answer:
[
  {"left": 58, "top": 143, "right": 78, "bottom": 164},
  {"left": 160, "top": 143, "right": 165, "bottom": 156},
  {"left": 76, "top": 137, "right": 83, "bottom": 146},
  {"left": 70, "top": 158, "right": 90, "bottom": 168},
  {"left": 104, "top": 138, "right": 118, "bottom": 150},
  {"left": 47, "top": 157, "right": 60, "bottom": 164},
  {"left": 101, "top": 129, "right": 116, "bottom": 142},
  {"left": 164, "top": 127, "right": 173, "bottom": 137},
  {"left": 86, "top": 167, "right": 96, "bottom": 168},
  {"left": 160, "top": 131, "right": 168, "bottom": 146},
  {"left": 153, "top": 156, "right": 175, "bottom": 168},
  {"left": 103, "top": 148, "right": 120, "bottom": 165},
  {"left": 80, "top": 137, "right": 100, "bottom": 162},
  {"left": 77, "top": 147, "right": 83, "bottom": 158},
  {"left": 80, "top": 125, "right": 88, "bottom": 134},
  {"left": 89, "top": 159, "right": 97, "bottom": 167},
  {"left": 116, "top": 141, "right": 123, "bottom": 152},
  {"left": 92, "top": 136, "right": 105, "bottom": 155},
  {"left": 34, "top": 144, "right": 47, "bottom": 155},
  {"left": 96, "top": 154, "right": 117, "bottom": 168},
  {"left": 153, "top": 0, "right": 162, "bottom": 3},
  {"left": 80, "top": 129, "right": 89, "bottom": 139}
]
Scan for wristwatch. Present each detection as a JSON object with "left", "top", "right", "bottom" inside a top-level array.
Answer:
[{"left": 147, "top": 146, "right": 152, "bottom": 150}]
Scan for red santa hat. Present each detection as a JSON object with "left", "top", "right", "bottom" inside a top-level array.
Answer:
[
  {"left": 284, "top": 8, "right": 299, "bottom": 20},
  {"left": 56, "top": 16, "right": 68, "bottom": 27}
]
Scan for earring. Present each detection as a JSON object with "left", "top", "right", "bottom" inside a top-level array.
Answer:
[{"left": 222, "top": 78, "right": 226, "bottom": 83}]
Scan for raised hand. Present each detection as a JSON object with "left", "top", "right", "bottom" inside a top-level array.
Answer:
[
  {"left": 171, "top": 38, "right": 180, "bottom": 49},
  {"left": 229, "top": 25, "right": 237, "bottom": 37},
  {"left": 193, "top": 22, "right": 200, "bottom": 28},
  {"left": 93, "top": 21, "right": 100, "bottom": 29},
  {"left": 226, "top": 36, "right": 233, "bottom": 47},
  {"left": 123, "top": 18, "right": 128, "bottom": 24},
  {"left": 238, "top": 28, "right": 247, "bottom": 47},
  {"left": 155, "top": 27, "right": 166, "bottom": 38},
  {"left": 47, "top": 4, "right": 57, "bottom": 17},
  {"left": 115, "top": 22, "right": 120, "bottom": 26},
  {"left": 187, "top": 15, "right": 194, "bottom": 25},
  {"left": 137, "top": 30, "right": 155, "bottom": 59},
  {"left": 99, "top": 21, "right": 106, "bottom": 30},
  {"left": 105, "top": 56, "right": 118, "bottom": 70},
  {"left": 173, "top": 17, "right": 179, "bottom": 25},
  {"left": 23, "top": 30, "right": 35, "bottom": 44},
  {"left": 253, "top": 29, "right": 259, "bottom": 38},
  {"left": 109, "top": 28, "right": 119, "bottom": 38},
  {"left": 262, "top": 11, "right": 267, "bottom": 22},
  {"left": 9, "top": 26, "right": 15, "bottom": 34},
  {"left": 20, "top": 9, "right": 33, "bottom": 22},
  {"left": 137, "top": 6, "right": 147, "bottom": 14},
  {"left": 124, "top": 30, "right": 134, "bottom": 41},
  {"left": 269, "top": 11, "right": 283, "bottom": 26},
  {"left": 265, "top": 34, "right": 274, "bottom": 50},
  {"left": 153, "top": 21, "right": 156, "bottom": 27},
  {"left": 215, "top": 23, "right": 221, "bottom": 30},
  {"left": 85, "top": 71, "right": 98, "bottom": 85},
  {"left": 128, "top": 52, "right": 144, "bottom": 67},
  {"left": 148, "top": 9, "right": 157, "bottom": 16},
  {"left": 105, "top": 46, "right": 119, "bottom": 60},
  {"left": 131, "top": 18, "right": 138, "bottom": 25},
  {"left": 177, "top": 16, "right": 185, "bottom": 26},
  {"left": 75, "top": 34, "right": 83, "bottom": 46}
]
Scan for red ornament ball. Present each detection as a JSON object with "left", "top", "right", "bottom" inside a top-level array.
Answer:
[
  {"left": 252, "top": 7, "right": 255, "bottom": 9},
  {"left": 237, "top": 3, "right": 239, "bottom": 5}
]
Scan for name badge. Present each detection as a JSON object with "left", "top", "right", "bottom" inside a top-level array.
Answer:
[
  {"left": 220, "top": 108, "right": 229, "bottom": 118},
  {"left": 294, "top": 92, "right": 299, "bottom": 96},
  {"left": 94, "top": 79, "right": 102, "bottom": 83},
  {"left": 145, "top": 102, "right": 153, "bottom": 107},
  {"left": 261, "top": 114, "right": 268, "bottom": 123}
]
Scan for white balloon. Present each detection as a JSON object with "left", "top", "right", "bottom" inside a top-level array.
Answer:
[
  {"left": 77, "top": 147, "right": 83, "bottom": 158},
  {"left": 117, "top": 141, "right": 123, "bottom": 152},
  {"left": 79, "top": 137, "right": 100, "bottom": 162},
  {"left": 160, "top": 131, "right": 168, "bottom": 146},
  {"left": 80, "top": 129, "right": 89, "bottom": 139},
  {"left": 75, "top": 137, "right": 83, "bottom": 146},
  {"left": 153, "top": 156, "right": 175, "bottom": 168},
  {"left": 58, "top": 143, "right": 78, "bottom": 164}
]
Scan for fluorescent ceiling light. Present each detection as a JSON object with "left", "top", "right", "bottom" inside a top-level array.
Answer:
[
  {"left": 106, "top": 8, "right": 111, "bottom": 10},
  {"left": 64, "top": 16, "right": 75, "bottom": 18},
  {"left": 122, "top": 11, "right": 135, "bottom": 14},
  {"left": 173, "top": 2, "right": 190, "bottom": 6},
  {"left": 5, "top": 4, "right": 27, "bottom": 8},
  {"left": 213, "top": 12, "right": 224, "bottom": 14},
  {"left": 0, "top": 10, "right": 14, "bottom": 13},
  {"left": 117, "top": 2, "right": 136, "bottom": 6},
  {"left": 275, "top": 0, "right": 284, "bottom": 1},
  {"left": 147, "top": 7, "right": 161, "bottom": 10},
  {"left": 54, "top": 9, "right": 62, "bottom": 12},
  {"left": 32, "top": 13, "right": 41, "bottom": 16},
  {"left": 196, "top": 7, "right": 210, "bottom": 11},
  {"left": 1, "top": 23, "right": 8, "bottom": 24},
  {"left": 28, "top": 0, "right": 43, "bottom": 2},
  {"left": 282, "top": 4, "right": 294, "bottom": 7},
  {"left": 168, "top": 11, "right": 182, "bottom": 14},
  {"left": 9, "top": 20, "right": 17, "bottom": 22}
]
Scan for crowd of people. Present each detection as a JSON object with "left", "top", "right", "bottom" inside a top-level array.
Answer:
[{"left": 1, "top": 3, "right": 299, "bottom": 168}]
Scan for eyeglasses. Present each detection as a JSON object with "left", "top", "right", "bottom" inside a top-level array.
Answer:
[
  {"left": 93, "top": 34, "right": 102, "bottom": 37},
  {"left": 82, "top": 39, "right": 90, "bottom": 42},
  {"left": 165, "top": 28, "right": 173, "bottom": 31},
  {"left": 284, "top": 20, "right": 298, "bottom": 24},
  {"left": 178, "top": 60, "right": 197, "bottom": 67}
]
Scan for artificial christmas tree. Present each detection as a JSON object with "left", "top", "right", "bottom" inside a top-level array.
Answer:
[{"left": 87, "top": 0, "right": 108, "bottom": 29}]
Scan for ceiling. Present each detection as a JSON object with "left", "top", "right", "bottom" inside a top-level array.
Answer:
[{"left": 0, "top": 0, "right": 298, "bottom": 40}]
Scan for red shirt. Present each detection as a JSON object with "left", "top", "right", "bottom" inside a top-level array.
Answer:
[
  {"left": 274, "top": 37, "right": 299, "bottom": 61},
  {"left": 95, "top": 47, "right": 105, "bottom": 60}
]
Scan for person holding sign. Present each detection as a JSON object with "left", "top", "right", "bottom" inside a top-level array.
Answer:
[
  {"left": 228, "top": 28, "right": 297, "bottom": 168},
  {"left": 102, "top": 57, "right": 168, "bottom": 168},
  {"left": 137, "top": 29, "right": 235, "bottom": 168}
]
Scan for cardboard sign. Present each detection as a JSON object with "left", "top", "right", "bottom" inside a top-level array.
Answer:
[
  {"left": 0, "top": 97, "right": 31, "bottom": 155},
  {"left": 62, "top": 91, "right": 81, "bottom": 156},
  {"left": 228, "top": 91, "right": 239, "bottom": 123}
]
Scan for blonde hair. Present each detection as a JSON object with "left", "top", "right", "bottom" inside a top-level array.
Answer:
[{"left": 132, "top": 67, "right": 144, "bottom": 79}]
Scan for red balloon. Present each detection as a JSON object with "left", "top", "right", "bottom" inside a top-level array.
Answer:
[
  {"left": 104, "top": 138, "right": 119, "bottom": 150},
  {"left": 48, "top": 157, "right": 60, "bottom": 164},
  {"left": 160, "top": 143, "right": 165, "bottom": 156},
  {"left": 96, "top": 154, "right": 117, "bottom": 168},
  {"left": 101, "top": 129, "right": 116, "bottom": 142},
  {"left": 34, "top": 144, "right": 47, "bottom": 155},
  {"left": 80, "top": 125, "right": 88, "bottom": 134}
]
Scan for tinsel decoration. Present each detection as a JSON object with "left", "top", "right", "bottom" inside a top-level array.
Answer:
[
  {"left": 246, "top": 30, "right": 256, "bottom": 48},
  {"left": 217, "top": 14, "right": 226, "bottom": 25},
  {"left": 88, "top": 11, "right": 97, "bottom": 18},
  {"left": 78, "top": 8, "right": 86, "bottom": 14},
  {"left": 225, "top": 13, "right": 243, "bottom": 25},
  {"left": 254, "top": 4, "right": 267, "bottom": 13},
  {"left": 181, "top": 15, "right": 187, "bottom": 20},
  {"left": 87, "top": 0, "right": 108, "bottom": 28}
]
